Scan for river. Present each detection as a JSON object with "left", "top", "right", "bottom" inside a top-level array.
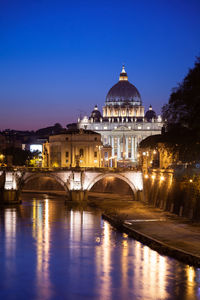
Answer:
[{"left": 0, "top": 193, "right": 200, "bottom": 300}]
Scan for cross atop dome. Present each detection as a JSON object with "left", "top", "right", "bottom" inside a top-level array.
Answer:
[{"left": 119, "top": 65, "right": 128, "bottom": 81}]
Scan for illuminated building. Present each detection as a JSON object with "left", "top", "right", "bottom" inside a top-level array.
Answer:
[
  {"left": 78, "top": 66, "right": 163, "bottom": 166},
  {"left": 138, "top": 142, "right": 176, "bottom": 171},
  {"left": 43, "top": 128, "right": 104, "bottom": 168}
]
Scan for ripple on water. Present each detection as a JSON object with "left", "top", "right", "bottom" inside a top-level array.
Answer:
[{"left": 0, "top": 194, "right": 199, "bottom": 300}]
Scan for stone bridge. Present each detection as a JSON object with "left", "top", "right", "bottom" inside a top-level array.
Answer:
[{"left": 0, "top": 167, "right": 143, "bottom": 204}]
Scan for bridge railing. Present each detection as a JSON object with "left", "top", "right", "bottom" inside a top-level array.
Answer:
[{"left": 0, "top": 166, "right": 141, "bottom": 173}]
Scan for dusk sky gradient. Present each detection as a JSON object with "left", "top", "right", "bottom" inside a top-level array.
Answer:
[{"left": 0, "top": 0, "right": 200, "bottom": 130}]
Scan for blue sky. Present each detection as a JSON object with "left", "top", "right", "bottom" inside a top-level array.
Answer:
[{"left": 0, "top": 0, "right": 200, "bottom": 130}]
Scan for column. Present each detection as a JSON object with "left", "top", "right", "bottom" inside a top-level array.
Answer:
[
  {"left": 111, "top": 136, "right": 114, "bottom": 157},
  {"left": 131, "top": 137, "right": 134, "bottom": 160},
  {"left": 134, "top": 137, "right": 138, "bottom": 161},
  {"left": 117, "top": 137, "right": 120, "bottom": 159},
  {"left": 125, "top": 137, "right": 128, "bottom": 159}
]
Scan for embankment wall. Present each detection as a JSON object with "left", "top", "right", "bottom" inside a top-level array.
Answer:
[{"left": 143, "top": 169, "right": 200, "bottom": 221}]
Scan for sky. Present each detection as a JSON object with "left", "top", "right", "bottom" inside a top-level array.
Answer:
[{"left": 0, "top": 0, "right": 200, "bottom": 131}]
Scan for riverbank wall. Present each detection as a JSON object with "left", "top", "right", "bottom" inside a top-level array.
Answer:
[
  {"left": 143, "top": 169, "right": 200, "bottom": 221},
  {"left": 102, "top": 212, "right": 200, "bottom": 267}
]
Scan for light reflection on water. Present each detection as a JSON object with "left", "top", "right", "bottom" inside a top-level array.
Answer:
[{"left": 0, "top": 194, "right": 200, "bottom": 300}]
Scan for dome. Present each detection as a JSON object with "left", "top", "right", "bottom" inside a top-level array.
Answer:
[
  {"left": 90, "top": 105, "right": 102, "bottom": 122},
  {"left": 145, "top": 105, "right": 156, "bottom": 121},
  {"left": 106, "top": 66, "right": 141, "bottom": 104}
]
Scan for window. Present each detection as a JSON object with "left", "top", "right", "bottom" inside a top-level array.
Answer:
[
  {"left": 104, "top": 152, "right": 108, "bottom": 158},
  {"left": 128, "top": 152, "right": 131, "bottom": 158},
  {"left": 66, "top": 151, "right": 69, "bottom": 157},
  {"left": 94, "top": 137, "right": 97, "bottom": 141},
  {"left": 94, "top": 151, "right": 97, "bottom": 158},
  {"left": 80, "top": 149, "right": 84, "bottom": 156},
  {"left": 66, "top": 137, "right": 69, "bottom": 141},
  {"left": 66, "top": 159, "right": 68, "bottom": 163}
]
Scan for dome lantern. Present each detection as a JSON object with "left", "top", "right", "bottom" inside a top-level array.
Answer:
[
  {"left": 119, "top": 65, "right": 128, "bottom": 81},
  {"left": 90, "top": 105, "right": 102, "bottom": 122},
  {"left": 145, "top": 105, "right": 156, "bottom": 121}
]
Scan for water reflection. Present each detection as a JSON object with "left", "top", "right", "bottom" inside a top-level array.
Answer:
[
  {"left": 0, "top": 195, "right": 200, "bottom": 300},
  {"left": 4, "top": 208, "right": 17, "bottom": 285},
  {"left": 5, "top": 209, "right": 16, "bottom": 256},
  {"left": 96, "top": 221, "right": 111, "bottom": 299},
  {"left": 32, "top": 198, "right": 51, "bottom": 300}
]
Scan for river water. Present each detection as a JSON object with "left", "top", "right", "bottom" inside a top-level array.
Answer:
[{"left": 0, "top": 194, "right": 200, "bottom": 300}]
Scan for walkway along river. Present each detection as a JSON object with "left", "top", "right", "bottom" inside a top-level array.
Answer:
[{"left": 0, "top": 193, "right": 200, "bottom": 300}]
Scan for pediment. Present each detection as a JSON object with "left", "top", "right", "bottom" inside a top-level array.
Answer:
[{"left": 113, "top": 125, "right": 129, "bottom": 131}]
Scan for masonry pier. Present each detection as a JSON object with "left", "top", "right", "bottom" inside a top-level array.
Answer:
[
  {"left": 0, "top": 189, "right": 21, "bottom": 204},
  {"left": 69, "top": 190, "right": 88, "bottom": 202}
]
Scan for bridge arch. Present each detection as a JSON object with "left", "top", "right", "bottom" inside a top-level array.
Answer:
[
  {"left": 19, "top": 173, "right": 69, "bottom": 194},
  {"left": 86, "top": 173, "right": 137, "bottom": 197}
]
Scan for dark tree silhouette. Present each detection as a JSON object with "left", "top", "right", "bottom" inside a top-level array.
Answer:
[
  {"left": 162, "top": 57, "right": 200, "bottom": 132},
  {"left": 141, "top": 57, "right": 200, "bottom": 163}
]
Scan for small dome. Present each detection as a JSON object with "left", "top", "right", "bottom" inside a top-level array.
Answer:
[
  {"left": 106, "top": 66, "right": 141, "bottom": 104},
  {"left": 90, "top": 105, "right": 102, "bottom": 122},
  {"left": 145, "top": 105, "right": 156, "bottom": 121}
]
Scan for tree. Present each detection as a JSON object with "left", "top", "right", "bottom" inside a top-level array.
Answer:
[
  {"left": 152, "top": 57, "right": 200, "bottom": 163},
  {"left": 162, "top": 57, "right": 200, "bottom": 132},
  {"left": 2, "top": 148, "right": 42, "bottom": 166},
  {"left": 3, "top": 147, "right": 31, "bottom": 166}
]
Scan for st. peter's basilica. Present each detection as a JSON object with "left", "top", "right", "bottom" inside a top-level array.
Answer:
[{"left": 78, "top": 66, "right": 163, "bottom": 165}]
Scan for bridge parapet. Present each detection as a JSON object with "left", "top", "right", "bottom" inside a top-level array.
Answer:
[{"left": 0, "top": 166, "right": 141, "bottom": 173}]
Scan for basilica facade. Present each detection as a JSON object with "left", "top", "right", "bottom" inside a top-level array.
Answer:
[{"left": 78, "top": 66, "right": 163, "bottom": 165}]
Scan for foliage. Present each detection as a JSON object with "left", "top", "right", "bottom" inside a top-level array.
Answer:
[
  {"left": 157, "top": 57, "right": 200, "bottom": 162},
  {"left": 162, "top": 57, "right": 200, "bottom": 132},
  {"left": 3, "top": 147, "right": 31, "bottom": 166},
  {"left": 140, "top": 127, "right": 200, "bottom": 163},
  {"left": 3, "top": 148, "right": 41, "bottom": 166}
]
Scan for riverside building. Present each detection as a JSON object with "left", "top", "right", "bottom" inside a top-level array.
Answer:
[
  {"left": 78, "top": 66, "right": 163, "bottom": 166},
  {"left": 43, "top": 129, "right": 106, "bottom": 168}
]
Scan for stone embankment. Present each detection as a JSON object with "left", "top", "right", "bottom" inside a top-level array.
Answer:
[
  {"left": 143, "top": 169, "right": 200, "bottom": 221},
  {"left": 89, "top": 196, "right": 200, "bottom": 267}
]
